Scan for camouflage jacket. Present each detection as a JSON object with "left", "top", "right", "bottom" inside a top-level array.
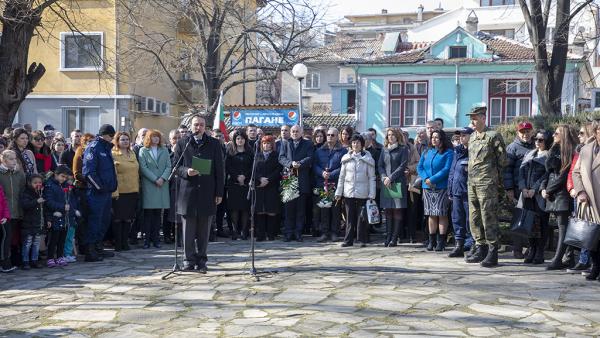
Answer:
[{"left": 468, "top": 128, "right": 508, "bottom": 186}]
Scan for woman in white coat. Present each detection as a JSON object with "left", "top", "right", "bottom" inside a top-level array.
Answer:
[{"left": 335, "top": 134, "right": 376, "bottom": 247}]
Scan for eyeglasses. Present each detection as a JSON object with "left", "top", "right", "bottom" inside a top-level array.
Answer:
[
  {"left": 535, "top": 138, "right": 545, "bottom": 142},
  {"left": 327, "top": 134, "right": 336, "bottom": 137},
  {"left": 33, "top": 137, "right": 43, "bottom": 142}
]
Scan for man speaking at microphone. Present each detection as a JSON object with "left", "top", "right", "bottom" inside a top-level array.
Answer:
[{"left": 173, "top": 115, "right": 224, "bottom": 273}]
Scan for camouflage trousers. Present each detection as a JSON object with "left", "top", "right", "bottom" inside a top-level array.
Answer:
[{"left": 468, "top": 184, "right": 500, "bottom": 247}]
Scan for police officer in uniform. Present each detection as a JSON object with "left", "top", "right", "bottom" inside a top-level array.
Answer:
[
  {"left": 465, "top": 106, "right": 507, "bottom": 267},
  {"left": 82, "top": 124, "right": 118, "bottom": 262}
]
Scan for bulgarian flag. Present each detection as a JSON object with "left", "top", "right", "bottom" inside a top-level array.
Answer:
[{"left": 213, "top": 91, "right": 229, "bottom": 141}]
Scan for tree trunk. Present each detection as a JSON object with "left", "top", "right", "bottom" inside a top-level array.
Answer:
[{"left": 0, "top": 1, "right": 46, "bottom": 130}]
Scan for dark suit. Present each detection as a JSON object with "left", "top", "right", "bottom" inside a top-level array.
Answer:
[
  {"left": 278, "top": 138, "right": 314, "bottom": 240},
  {"left": 174, "top": 133, "right": 224, "bottom": 267}
]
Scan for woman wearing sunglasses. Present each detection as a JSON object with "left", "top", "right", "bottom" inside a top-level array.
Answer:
[{"left": 518, "top": 130, "right": 553, "bottom": 264}]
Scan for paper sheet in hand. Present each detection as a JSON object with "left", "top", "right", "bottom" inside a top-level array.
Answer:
[{"left": 192, "top": 157, "right": 212, "bottom": 175}]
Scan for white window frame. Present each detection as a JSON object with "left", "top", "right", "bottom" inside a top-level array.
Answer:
[
  {"left": 505, "top": 97, "right": 531, "bottom": 122},
  {"left": 506, "top": 80, "right": 531, "bottom": 94},
  {"left": 303, "top": 72, "right": 320, "bottom": 89},
  {"left": 449, "top": 46, "right": 467, "bottom": 59},
  {"left": 489, "top": 98, "right": 503, "bottom": 127},
  {"left": 405, "top": 82, "right": 427, "bottom": 95},
  {"left": 593, "top": 90, "right": 600, "bottom": 108},
  {"left": 390, "top": 99, "right": 402, "bottom": 127},
  {"left": 60, "top": 32, "right": 104, "bottom": 72},
  {"left": 403, "top": 99, "right": 427, "bottom": 127},
  {"left": 62, "top": 106, "right": 101, "bottom": 134}
]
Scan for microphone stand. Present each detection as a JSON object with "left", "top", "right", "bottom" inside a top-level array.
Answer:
[
  {"left": 162, "top": 136, "right": 193, "bottom": 280},
  {"left": 246, "top": 137, "right": 278, "bottom": 281}
]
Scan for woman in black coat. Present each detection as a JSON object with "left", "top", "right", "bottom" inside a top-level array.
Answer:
[
  {"left": 518, "top": 130, "right": 552, "bottom": 264},
  {"left": 541, "top": 125, "right": 577, "bottom": 270},
  {"left": 254, "top": 135, "right": 282, "bottom": 241},
  {"left": 226, "top": 129, "right": 253, "bottom": 240}
]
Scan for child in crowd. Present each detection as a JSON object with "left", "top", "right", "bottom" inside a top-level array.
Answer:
[
  {"left": 0, "top": 150, "right": 25, "bottom": 273},
  {"left": 20, "top": 174, "right": 45, "bottom": 269},
  {"left": 44, "top": 165, "right": 79, "bottom": 268},
  {"left": 63, "top": 173, "right": 78, "bottom": 263}
]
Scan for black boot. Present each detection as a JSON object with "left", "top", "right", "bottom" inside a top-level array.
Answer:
[
  {"left": 426, "top": 234, "right": 436, "bottom": 251},
  {"left": 384, "top": 218, "right": 392, "bottom": 247},
  {"left": 533, "top": 238, "right": 545, "bottom": 264},
  {"left": 465, "top": 243, "right": 477, "bottom": 259},
  {"left": 435, "top": 233, "right": 447, "bottom": 252},
  {"left": 96, "top": 242, "right": 115, "bottom": 258},
  {"left": 121, "top": 221, "right": 131, "bottom": 251},
  {"left": 585, "top": 251, "right": 600, "bottom": 280},
  {"left": 448, "top": 239, "right": 464, "bottom": 258},
  {"left": 547, "top": 222, "right": 568, "bottom": 270},
  {"left": 85, "top": 243, "right": 103, "bottom": 262},
  {"left": 112, "top": 221, "right": 123, "bottom": 252},
  {"left": 466, "top": 245, "right": 488, "bottom": 263},
  {"left": 481, "top": 245, "right": 499, "bottom": 268},
  {"left": 524, "top": 238, "right": 536, "bottom": 264},
  {"left": 389, "top": 218, "right": 401, "bottom": 247}
]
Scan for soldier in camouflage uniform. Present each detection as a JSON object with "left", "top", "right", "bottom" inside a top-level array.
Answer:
[{"left": 464, "top": 106, "right": 508, "bottom": 267}]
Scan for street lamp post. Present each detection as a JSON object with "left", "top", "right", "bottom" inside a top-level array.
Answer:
[{"left": 292, "top": 63, "right": 308, "bottom": 128}]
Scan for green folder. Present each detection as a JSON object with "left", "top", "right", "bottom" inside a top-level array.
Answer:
[
  {"left": 383, "top": 183, "right": 403, "bottom": 199},
  {"left": 192, "top": 156, "right": 212, "bottom": 175}
]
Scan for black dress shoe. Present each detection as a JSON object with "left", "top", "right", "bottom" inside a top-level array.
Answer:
[
  {"left": 341, "top": 242, "right": 353, "bottom": 247},
  {"left": 283, "top": 237, "right": 292, "bottom": 242},
  {"left": 196, "top": 265, "right": 207, "bottom": 274},
  {"left": 182, "top": 263, "right": 195, "bottom": 271}
]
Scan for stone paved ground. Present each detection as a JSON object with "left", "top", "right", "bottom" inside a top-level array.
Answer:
[{"left": 2, "top": 236, "right": 600, "bottom": 337}]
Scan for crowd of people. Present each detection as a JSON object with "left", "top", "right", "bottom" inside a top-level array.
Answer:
[{"left": 1, "top": 106, "right": 600, "bottom": 280}]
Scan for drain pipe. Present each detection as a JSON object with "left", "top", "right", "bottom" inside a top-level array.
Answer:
[{"left": 454, "top": 63, "right": 460, "bottom": 127}]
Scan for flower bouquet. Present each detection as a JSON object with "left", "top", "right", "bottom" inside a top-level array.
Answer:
[
  {"left": 280, "top": 167, "right": 299, "bottom": 203},
  {"left": 316, "top": 181, "right": 336, "bottom": 208}
]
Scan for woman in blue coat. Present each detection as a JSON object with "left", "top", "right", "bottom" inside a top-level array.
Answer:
[
  {"left": 417, "top": 129, "right": 454, "bottom": 251},
  {"left": 138, "top": 130, "right": 171, "bottom": 248}
]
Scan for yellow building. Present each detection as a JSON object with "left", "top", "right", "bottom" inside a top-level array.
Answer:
[{"left": 17, "top": 0, "right": 257, "bottom": 137}]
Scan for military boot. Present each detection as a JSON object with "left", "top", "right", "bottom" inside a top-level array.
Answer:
[
  {"left": 480, "top": 245, "right": 499, "bottom": 267},
  {"left": 465, "top": 245, "right": 488, "bottom": 263}
]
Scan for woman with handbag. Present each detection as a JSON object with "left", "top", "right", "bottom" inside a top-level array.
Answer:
[
  {"left": 417, "top": 129, "right": 454, "bottom": 251},
  {"left": 572, "top": 120, "right": 600, "bottom": 280},
  {"left": 378, "top": 128, "right": 409, "bottom": 247},
  {"left": 335, "top": 134, "right": 376, "bottom": 248},
  {"left": 541, "top": 125, "right": 577, "bottom": 270},
  {"left": 518, "top": 130, "right": 552, "bottom": 264}
]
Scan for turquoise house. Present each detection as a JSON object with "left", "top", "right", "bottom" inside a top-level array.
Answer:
[{"left": 351, "top": 27, "right": 594, "bottom": 138}]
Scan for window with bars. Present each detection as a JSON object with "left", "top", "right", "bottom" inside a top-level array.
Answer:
[
  {"left": 488, "top": 79, "right": 532, "bottom": 126},
  {"left": 389, "top": 81, "right": 428, "bottom": 127}
]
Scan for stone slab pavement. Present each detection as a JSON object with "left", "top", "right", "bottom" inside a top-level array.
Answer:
[{"left": 2, "top": 237, "right": 600, "bottom": 337}]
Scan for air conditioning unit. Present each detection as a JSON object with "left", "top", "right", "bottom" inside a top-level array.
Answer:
[{"left": 145, "top": 97, "right": 155, "bottom": 113}]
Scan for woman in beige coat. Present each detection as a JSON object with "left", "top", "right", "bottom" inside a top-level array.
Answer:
[{"left": 572, "top": 120, "right": 600, "bottom": 280}]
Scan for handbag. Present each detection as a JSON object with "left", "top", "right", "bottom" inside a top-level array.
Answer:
[
  {"left": 564, "top": 202, "right": 600, "bottom": 251},
  {"left": 383, "top": 183, "right": 403, "bottom": 199},
  {"left": 510, "top": 207, "right": 536, "bottom": 237},
  {"left": 365, "top": 199, "right": 380, "bottom": 225}
]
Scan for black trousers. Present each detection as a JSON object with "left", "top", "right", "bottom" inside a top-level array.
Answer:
[
  {"left": 143, "top": 209, "right": 162, "bottom": 244},
  {"left": 344, "top": 198, "right": 367, "bottom": 244},
  {"left": 47, "top": 228, "right": 67, "bottom": 260},
  {"left": 0, "top": 220, "right": 14, "bottom": 268},
  {"left": 182, "top": 215, "right": 210, "bottom": 267},
  {"left": 284, "top": 193, "right": 308, "bottom": 239},
  {"left": 320, "top": 204, "right": 341, "bottom": 236}
]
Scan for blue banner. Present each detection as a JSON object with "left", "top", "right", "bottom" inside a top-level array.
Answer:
[{"left": 230, "top": 109, "right": 299, "bottom": 127}]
